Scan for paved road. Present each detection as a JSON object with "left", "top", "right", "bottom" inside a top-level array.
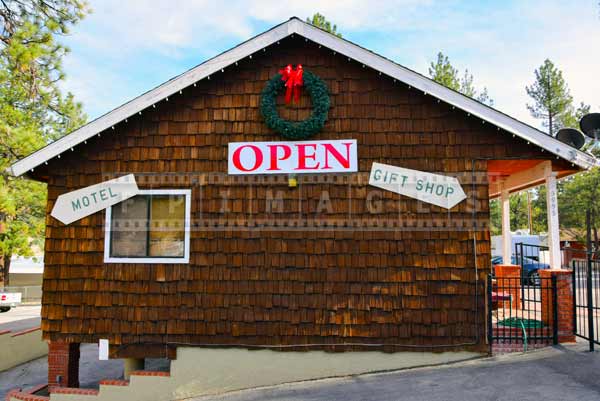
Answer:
[
  {"left": 0, "top": 305, "right": 41, "bottom": 332},
  {"left": 194, "top": 342, "right": 600, "bottom": 401}
]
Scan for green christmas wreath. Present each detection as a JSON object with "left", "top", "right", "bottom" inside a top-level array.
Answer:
[{"left": 260, "top": 66, "right": 330, "bottom": 140}]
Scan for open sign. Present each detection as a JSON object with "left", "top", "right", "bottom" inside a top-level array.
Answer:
[{"left": 228, "top": 140, "right": 358, "bottom": 175}]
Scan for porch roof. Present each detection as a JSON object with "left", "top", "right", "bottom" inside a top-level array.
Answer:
[{"left": 488, "top": 159, "right": 580, "bottom": 198}]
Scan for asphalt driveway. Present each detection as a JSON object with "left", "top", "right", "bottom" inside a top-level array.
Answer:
[{"left": 193, "top": 342, "right": 600, "bottom": 401}]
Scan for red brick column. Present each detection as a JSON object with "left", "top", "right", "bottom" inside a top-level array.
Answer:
[
  {"left": 495, "top": 264, "right": 521, "bottom": 309},
  {"left": 48, "top": 341, "right": 80, "bottom": 387},
  {"left": 540, "top": 269, "right": 575, "bottom": 343}
]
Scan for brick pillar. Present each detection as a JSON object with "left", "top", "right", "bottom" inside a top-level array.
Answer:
[
  {"left": 495, "top": 264, "right": 521, "bottom": 309},
  {"left": 48, "top": 341, "right": 80, "bottom": 387},
  {"left": 540, "top": 269, "right": 575, "bottom": 343}
]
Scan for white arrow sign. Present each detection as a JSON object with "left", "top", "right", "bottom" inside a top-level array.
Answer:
[
  {"left": 369, "top": 162, "right": 466, "bottom": 209},
  {"left": 51, "top": 174, "right": 139, "bottom": 225}
]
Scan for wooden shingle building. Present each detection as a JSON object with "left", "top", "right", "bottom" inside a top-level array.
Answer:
[{"left": 9, "top": 17, "right": 596, "bottom": 399}]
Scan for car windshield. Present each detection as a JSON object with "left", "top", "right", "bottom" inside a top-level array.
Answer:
[
  {"left": 518, "top": 256, "right": 542, "bottom": 264},
  {"left": 492, "top": 256, "right": 543, "bottom": 265}
]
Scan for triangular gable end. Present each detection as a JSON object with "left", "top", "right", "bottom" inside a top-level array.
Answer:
[{"left": 9, "top": 17, "right": 597, "bottom": 177}]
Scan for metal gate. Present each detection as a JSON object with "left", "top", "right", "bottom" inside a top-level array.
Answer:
[
  {"left": 515, "top": 242, "right": 549, "bottom": 283},
  {"left": 487, "top": 274, "right": 558, "bottom": 349},
  {"left": 514, "top": 242, "right": 549, "bottom": 307},
  {"left": 572, "top": 259, "right": 600, "bottom": 350}
]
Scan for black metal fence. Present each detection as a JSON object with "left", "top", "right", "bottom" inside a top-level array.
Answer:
[
  {"left": 572, "top": 259, "right": 600, "bottom": 350},
  {"left": 488, "top": 274, "right": 558, "bottom": 348},
  {"left": 497, "top": 242, "right": 600, "bottom": 351}
]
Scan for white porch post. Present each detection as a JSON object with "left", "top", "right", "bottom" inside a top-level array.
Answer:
[
  {"left": 545, "top": 164, "right": 561, "bottom": 269},
  {"left": 501, "top": 185, "right": 512, "bottom": 265}
]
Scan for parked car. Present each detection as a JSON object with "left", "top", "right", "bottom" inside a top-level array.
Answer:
[
  {"left": 0, "top": 291, "right": 22, "bottom": 313},
  {"left": 491, "top": 255, "right": 550, "bottom": 285}
]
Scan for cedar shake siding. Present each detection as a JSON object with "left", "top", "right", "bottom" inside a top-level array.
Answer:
[{"left": 38, "top": 37, "right": 559, "bottom": 356}]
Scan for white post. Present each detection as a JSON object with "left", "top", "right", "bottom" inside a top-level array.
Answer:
[
  {"left": 545, "top": 164, "right": 561, "bottom": 269},
  {"left": 501, "top": 185, "right": 512, "bottom": 265}
]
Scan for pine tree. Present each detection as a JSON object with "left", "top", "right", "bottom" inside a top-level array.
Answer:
[
  {"left": 306, "top": 13, "right": 342, "bottom": 37},
  {"left": 561, "top": 102, "right": 591, "bottom": 130},
  {"left": 526, "top": 59, "right": 573, "bottom": 136},
  {"left": 428, "top": 52, "right": 493, "bottom": 106},
  {"left": 0, "top": 0, "right": 88, "bottom": 286}
]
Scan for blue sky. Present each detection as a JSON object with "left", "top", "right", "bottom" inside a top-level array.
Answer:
[{"left": 59, "top": 0, "right": 600, "bottom": 130}]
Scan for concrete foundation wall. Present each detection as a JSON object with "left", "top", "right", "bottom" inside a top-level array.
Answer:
[
  {"left": 50, "top": 347, "right": 482, "bottom": 401},
  {"left": 0, "top": 328, "right": 47, "bottom": 371},
  {"left": 170, "top": 348, "right": 482, "bottom": 399}
]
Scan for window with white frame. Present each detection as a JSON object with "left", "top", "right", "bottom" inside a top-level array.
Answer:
[{"left": 104, "top": 189, "right": 191, "bottom": 263}]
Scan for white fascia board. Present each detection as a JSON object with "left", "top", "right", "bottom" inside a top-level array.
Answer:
[{"left": 10, "top": 18, "right": 597, "bottom": 177}]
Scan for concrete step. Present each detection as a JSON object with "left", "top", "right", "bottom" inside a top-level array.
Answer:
[
  {"left": 129, "top": 371, "right": 170, "bottom": 378},
  {"left": 6, "top": 392, "right": 49, "bottom": 401},
  {"left": 98, "top": 380, "right": 129, "bottom": 387},
  {"left": 46, "top": 371, "right": 171, "bottom": 401},
  {"left": 5, "top": 384, "right": 49, "bottom": 401},
  {"left": 49, "top": 388, "right": 99, "bottom": 397}
]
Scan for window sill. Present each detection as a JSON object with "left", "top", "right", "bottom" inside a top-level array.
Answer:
[{"left": 104, "top": 256, "right": 189, "bottom": 264}]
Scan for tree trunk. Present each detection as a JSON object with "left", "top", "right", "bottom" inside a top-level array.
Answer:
[
  {"left": 0, "top": 253, "right": 11, "bottom": 288},
  {"left": 546, "top": 70, "right": 554, "bottom": 136}
]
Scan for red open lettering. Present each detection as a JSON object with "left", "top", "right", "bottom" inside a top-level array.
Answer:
[
  {"left": 232, "top": 144, "right": 263, "bottom": 172},
  {"left": 323, "top": 142, "right": 353, "bottom": 169},
  {"left": 267, "top": 144, "right": 292, "bottom": 171},
  {"left": 296, "top": 144, "right": 320, "bottom": 170}
]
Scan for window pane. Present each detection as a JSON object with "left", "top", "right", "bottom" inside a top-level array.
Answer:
[
  {"left": 110, "top": 196, "right": 149, "bottom": 257},
  {"left": 149, "top": 195, "right": 186, "bottom": 257}
]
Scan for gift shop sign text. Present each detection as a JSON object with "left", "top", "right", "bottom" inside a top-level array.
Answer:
[
  {"left": 369, "top": 162, "right": 466, "bottom": 209},
  {"left": 228, "top": 140, "right": 358, "bottom": 175}
]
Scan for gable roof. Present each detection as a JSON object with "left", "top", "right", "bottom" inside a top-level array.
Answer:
[{"left": 9, "top": 17, "right": 597, "bottom": 177}]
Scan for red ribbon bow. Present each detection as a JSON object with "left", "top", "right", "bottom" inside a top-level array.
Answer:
[{"left": 279, "top": 64, "right": 303, "bottom": 104}]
